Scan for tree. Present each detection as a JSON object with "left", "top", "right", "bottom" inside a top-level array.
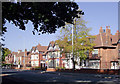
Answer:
[
  {"left": 2, "top": 2, "right": 84, "bottom": 35},
  {"left": 2, "top": 48, "right": 11, "bottom": 62},
  {"left": 57, "top": 17, "right": 95, "bottom": 69}
]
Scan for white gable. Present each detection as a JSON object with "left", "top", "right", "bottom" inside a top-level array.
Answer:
[
  {"left": 54, "top": 45, "right": 60, "bottom": 50},
  {"left": 48, "top": 43, "right": 53, "bottom": 50}
]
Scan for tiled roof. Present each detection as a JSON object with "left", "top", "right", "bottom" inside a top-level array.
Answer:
[
  {"left": 17, "top": 52, "right": 24, "bottom": 57},
  {"left": 12, "top": 52, "right": 18, "bottom": 56},
  {"left": 36, "top": 44, "right": 48, "bottom": 52},
  {"left": 111, "top": 32, "right": 120, "bottom": 44},
  {"left": 11, "top": 51, "right": 31, "bottom": 57},
  {"left": 93, "top": 29, "right": 119, "bottom": 48}
]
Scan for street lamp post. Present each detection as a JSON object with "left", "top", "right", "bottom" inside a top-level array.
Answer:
[{"left": 60, "top": 48, "right": 63, "bottom": 68}]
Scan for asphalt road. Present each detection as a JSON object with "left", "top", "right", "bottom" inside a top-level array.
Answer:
[{"left": 1, "top": 69, "right": 120, "bottom": 84}]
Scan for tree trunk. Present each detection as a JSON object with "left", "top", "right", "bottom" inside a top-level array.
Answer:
[{"left": 72, "top": 56, "right": 75, "bottom": 70}]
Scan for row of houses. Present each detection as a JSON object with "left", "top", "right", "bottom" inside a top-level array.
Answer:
[{"left": 5, "top": 26, "right": 120, "bottom": 69}]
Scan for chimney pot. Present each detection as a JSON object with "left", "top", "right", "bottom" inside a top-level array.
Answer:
[
  {"left": 99, "top": 26, "right": 103, "bottom": 33},
  {"left": 117, "top": 30, "right": 119, "bottom": 33}
]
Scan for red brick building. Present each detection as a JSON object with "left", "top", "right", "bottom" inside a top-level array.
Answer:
[
  {"left": 88, "top": 26, "right": 120, "bottom": 69},
  {"left": 31, "top": 44, "right": 48, "bottom": 68},
  {"left": 5, "top": 49, "right": 31, "bottom": 67}
]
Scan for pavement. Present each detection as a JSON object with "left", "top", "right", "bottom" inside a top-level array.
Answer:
[{"left": 1, "top": 69, "right": 120, "bottom": 84}]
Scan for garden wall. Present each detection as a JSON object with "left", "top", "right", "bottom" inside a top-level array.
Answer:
[{"left": 56, "top": 69, "right": 120, "bottom": 75}]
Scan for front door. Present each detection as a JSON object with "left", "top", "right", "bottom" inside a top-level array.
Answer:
[{"left": 49, "top": 60, "right": 56, "bottom": 68}]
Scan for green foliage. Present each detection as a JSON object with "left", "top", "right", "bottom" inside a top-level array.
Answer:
[
  {"left": 2, "top": 63, "right": 12, "bottom": 66},
  {"left": 33, "top": 66, "right": 41, "bottom": 70},
  {"left": 34, "top": 66, "right": 41, "bottom": 69},
  {"left": 56, "top": 66, "right": 66, "bottom": 70},
  {"left": 2, "top": 48, "right": 11, "bottom": 62},
  {"left": 57, "top": 17, "right": 95, "bottom": 62},
  {"left": 2, "top": 2, "right": 84, "bottom": 35}
]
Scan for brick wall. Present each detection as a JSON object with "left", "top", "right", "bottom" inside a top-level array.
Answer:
[{"left": 56, "top": 69, "right": 120, "bottom": 75}]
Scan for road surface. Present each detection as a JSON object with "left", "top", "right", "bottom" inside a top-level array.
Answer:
[{"left": 1, "top": 69, "right": 120, "bottom": 84}]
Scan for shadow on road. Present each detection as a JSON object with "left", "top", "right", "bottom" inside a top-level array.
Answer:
[{"left": 1, "top": 69, "right": 119, "bottom": 84}]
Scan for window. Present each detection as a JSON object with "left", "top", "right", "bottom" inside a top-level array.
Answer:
[
  {"left": 92, "top": 49, "right": 98, "bottom": 57},
  {"left": 43, "top": 56, "right": 45, "bottom": 59},
  {"left": 53, "top": 53, "right": 55, "bottom": 58},
  {"left": 49, "top": 52, "right": 52, "bottom": 58}
]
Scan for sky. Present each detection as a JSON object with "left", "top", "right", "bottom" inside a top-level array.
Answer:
[{"left": 3, "top": 2, "right": 118, "bottom": 52}]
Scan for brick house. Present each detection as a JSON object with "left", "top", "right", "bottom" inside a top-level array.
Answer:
[
  {"left": 5, "top": 49, "right": 31, "bottom": 67},
  {"left": 46, "top": 41, "right": 68, "bottom": 68},
  {"left": 88, "top": 26, "right": 120, "bottom": 69},
  {"left": 31, "top": 44, "right": 48, "bottom": 68}
]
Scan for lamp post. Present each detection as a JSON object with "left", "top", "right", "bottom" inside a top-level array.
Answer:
[{"left": 60, "top": 48, "right": 63, "bottom": 68}]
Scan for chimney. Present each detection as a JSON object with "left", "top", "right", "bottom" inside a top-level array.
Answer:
[
  {"left": 106, "top": 26, "right": 111, "bottom": 35},
  {"left": 115, "top": 30, "right": 119, "bottom": 34},
  {"left": 99, "top": 27, "right": 103, "bottom": 34},
  {"left": 106, "top": 26, "right": 111, "bottom": 45},
  {"left": 38, "top": 43, "right": 41, "bottom": 46},
  {"left": 25, "top": 49, "right": 27, "bottom": 56},
  {"left": 115, "top": 30, "right": 120, "bottom": 40}
]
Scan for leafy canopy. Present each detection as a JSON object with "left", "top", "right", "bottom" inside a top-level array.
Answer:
[
  {"left": 2, "top": 2, "right": 84, "bottom": 35},
  {"left": 2, "top": 48, "right": 11, "bottom": 61},
  {"left": 57, "top": 18, "right": 95, "bottom": 60}
]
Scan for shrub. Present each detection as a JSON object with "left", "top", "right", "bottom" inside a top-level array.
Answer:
[
  {"left": 2, "top": 63, "right": 12, "bottom": 66},
  {"left": 34, "top": 66, "right": 41, "bottom": 70},
  {"left": 56, "top": 67, "right": 65, "bottom": 70}
]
